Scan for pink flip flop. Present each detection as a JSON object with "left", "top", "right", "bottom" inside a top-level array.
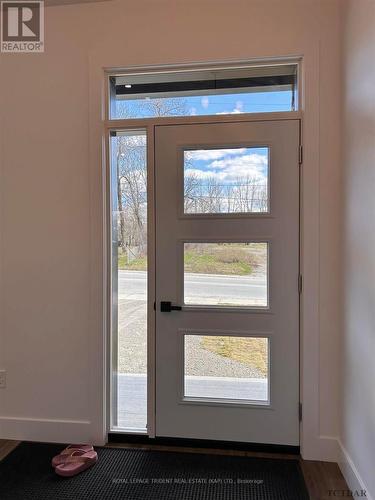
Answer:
[
  {"left": 52, "top": 444, "right": 94, "bottom": 468},
  {"left": 55, "top": 449, "right": 98, "bottom": 477}
]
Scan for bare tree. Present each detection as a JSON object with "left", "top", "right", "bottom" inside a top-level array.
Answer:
[
  {"left": 116, "top": 134, "right": 147, "bottom": 254},
  {"left": 115, "top": 98, "right": 189, "bottom": 256},
  {"left": 182, "top": 174, "right": 268, "bottom": 214},
  {"left": 140, "top": 98, "right": 188, "bottom": 117},
  {"left": 205, "top": 176, "right": 223, "bottom": 213},
  {"left": 184, "top": 171, "right": 201, "bottom": 213},
  {"left": 116, "top": 97, "right": 188, "bottom": 119},
  {"left": 114, "top": 98, "right": 269, "bottom": 257}
]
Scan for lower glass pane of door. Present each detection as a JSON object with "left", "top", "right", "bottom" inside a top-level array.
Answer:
[{"left": 184, "top": 335, "right": 269, "bottom": 403}]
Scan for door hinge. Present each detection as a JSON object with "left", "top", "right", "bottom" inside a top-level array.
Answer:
[
  {"left": 298, "top": 274, "right": 303, "bottom": 294},
  {"left": 299, "top": 402, "right": 303, "bottom": 421},
  {"left": 299, "top": 144, "right": 303, "bottom": 165}
]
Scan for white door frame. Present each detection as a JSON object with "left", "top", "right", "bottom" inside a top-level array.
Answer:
[
  {"left": 88, "top": 54, "right": 329, "bottom": 461},
  {"left": 104, "top": 112, "right": 301, "bottom": 443},
  {"left": 153, "top": 118, "right": 300, "bottom": 445}
]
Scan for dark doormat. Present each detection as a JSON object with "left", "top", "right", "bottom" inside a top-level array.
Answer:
[{"left": 0, "top": 442, "right": 309, "bottom": 499}]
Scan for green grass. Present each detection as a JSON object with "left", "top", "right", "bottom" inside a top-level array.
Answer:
[
  {"left": 118, "top": 243, "right": 265, "bottom": 275},
  {"left": 201, "top": 336, "right": 268, "bottom": 377},
  {"left": 184, "top": 244, "right": 260, "bottom": 275},
  {"left": 118, "top": 253, "right": 147, "bottom": 271},
  {"left": 184, "top": 250, "right": 252, "bottom": 275}
]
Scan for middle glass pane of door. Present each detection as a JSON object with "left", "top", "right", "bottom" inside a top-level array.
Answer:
[{"left": 184, "top": 242, "right": 268, "bottom": 307}]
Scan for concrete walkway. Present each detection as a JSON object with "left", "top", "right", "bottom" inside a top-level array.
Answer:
[{"left": 116, "top": 373, "right": 268, "bottom": 430}]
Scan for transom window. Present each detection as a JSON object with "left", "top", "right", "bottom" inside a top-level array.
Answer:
[{"left": 109, "top": 63, "right": 298, "bottom": 120}]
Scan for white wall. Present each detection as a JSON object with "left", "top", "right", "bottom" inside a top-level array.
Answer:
[
  {"left": 0, "top": 0, "right": 342, "bottom": 457},
  {"left": 339, "top": 1, "right": 375, "bottom": 497}
]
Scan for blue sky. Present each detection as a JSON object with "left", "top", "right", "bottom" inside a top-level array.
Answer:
[
  {"left": 183, "top": 146, "right": 269, "bottom": 213},
  {"left": 184, "top": 147, "right": 269, "bottom": 186},
  {"left": 116, "top": 90, "right": 294, "bottom": 118},
  {"left": 184, "top": 91, "right": 293, "bottom": 115}
]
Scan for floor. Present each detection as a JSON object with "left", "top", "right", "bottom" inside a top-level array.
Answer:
[{"left": 0, "top": 439, "right": 348, "bottom": 499}]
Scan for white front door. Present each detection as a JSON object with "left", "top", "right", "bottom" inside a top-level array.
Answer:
[{"left": 155, "top": 119, "right": 300, "bottom": 445}]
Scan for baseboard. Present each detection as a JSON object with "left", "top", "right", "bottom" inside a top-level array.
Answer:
[
  {"left": 0, "top": 416, "right": 93, "bottom": 445},
  {"left": 317, "top": 435, "right": 340, "bottom": 462},
  {"left": 301, "top": 435, "right": 339, "bottom": 462},
  {"left": 338, "top": 440, "right": 373, "bottom": 500}
]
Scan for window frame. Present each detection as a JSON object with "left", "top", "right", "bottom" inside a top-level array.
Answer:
[
  {"left": 103, "top": 58, "right": 302, "bottom": 439},
  {"left": 106, "top": 60, "right": 300, "bottom": 122}
]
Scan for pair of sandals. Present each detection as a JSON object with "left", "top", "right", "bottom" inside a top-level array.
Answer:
[{"left": 52, "top": 444, "right": 98, "bottom": 477}]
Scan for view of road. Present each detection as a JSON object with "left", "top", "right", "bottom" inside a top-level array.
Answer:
[
  {"left": 116, "top": 269, "right": 268, "bottom": 428},
  {"left": 112, "top": 127, "right": 271, "bottom": 429},
  {"left": 118, "top": 270, "right": 267, "bottom": 374},
  {"left": 119, "top": 270, "right": 267, "bottom": 304}
]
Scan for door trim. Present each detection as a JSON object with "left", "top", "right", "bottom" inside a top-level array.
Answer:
[
  {"left": 104, "top": 113, "right": 301, "bottom": 442},
  {"left": 88, "top": 51, "right": 330, "bottom": 460},
  {"left": 153, "top": 118, "right": 300, "bottom": 445},
  {"left": 103, "top": 111, "right": 302, "bottom": 439}
]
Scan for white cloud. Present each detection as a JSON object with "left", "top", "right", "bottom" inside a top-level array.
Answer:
[
  {"left": 185, "top": 148, "right": 246, "bottom": 161},
  {"left": 189, "top": 107, "right": 197, "bottom": 116},
  {"left": 185, "top": 153, "right": 268, "bottom": 185},
  {"left": 215, "top": 109, "right": 244, "bottom": 115},
  {"left": 185, "top": 168, "right": 218, "bottom": 180},
  {"left": 209, "top": 153, "right": 267, "bottom": 170},
  {"left": 235, "top": 100, "right": 244, "bottom": 111},
  {"left": 185, "top": 150, "right": 268, "bottom": 182},
  {"left": 215, "top": 101, "right": 245, "bottom": 115},
  {"left": 201, "top": 96, "right": 210, "bottom": 109}
]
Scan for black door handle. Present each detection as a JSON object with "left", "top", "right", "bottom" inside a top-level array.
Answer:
[{"left": 160, "top": 301, "right": 182, "bottom": 312}]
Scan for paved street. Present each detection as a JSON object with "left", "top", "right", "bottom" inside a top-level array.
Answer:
[
  {"left": 116, "top": 270, "right": 268, "bottom": 429},
  {"left": 119, "top": 270, "right": 267, "bottom": 304},
  {"left": 117, "top": 270, "right": 267, "bottom": 374}
]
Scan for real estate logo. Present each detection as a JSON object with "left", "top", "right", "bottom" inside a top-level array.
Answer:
[{"left": 1, "top": 0, "right": 44, "bottom": 52}]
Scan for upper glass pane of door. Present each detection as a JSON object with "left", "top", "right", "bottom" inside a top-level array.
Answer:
[
  {"left": 109, "top": 64, "right": 298, "bottom": 119},
  {"left": 184, "top": 146, "right": 269, "bottom": 214}
]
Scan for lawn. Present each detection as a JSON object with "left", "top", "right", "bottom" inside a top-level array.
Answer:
[
  {"left": 201, "top": 336, "right": 268, "bottom": 377},
  {"left": 118, "top": 253, "right": 147, "bottom": 271},
  {"left": 184, "top": 249, "right": 252, "bottom": 275},
  {"left": 118, "top": 243, "right": 266, "bottom": 275}
]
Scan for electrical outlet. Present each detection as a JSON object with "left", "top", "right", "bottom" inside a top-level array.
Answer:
[{"left": 0, "top": 370, "right": 6, "bottom": 388}]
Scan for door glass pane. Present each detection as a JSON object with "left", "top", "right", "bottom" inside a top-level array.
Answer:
[
  {"left": 184, "top": 146, "right": 269, "bottom": 214},
  {"left": 184, "top": 242, "right": 268, "bottom": 307},
  {"left": 111, "top": 130, "right": 147, "bottom": 431},
  {"left": 184, "top": 335, "right": 269, "bottom": 403}
]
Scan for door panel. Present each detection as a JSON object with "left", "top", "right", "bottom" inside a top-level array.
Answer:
[{"left": 155, "top": 120, "right": 300, "bottom": 445}]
